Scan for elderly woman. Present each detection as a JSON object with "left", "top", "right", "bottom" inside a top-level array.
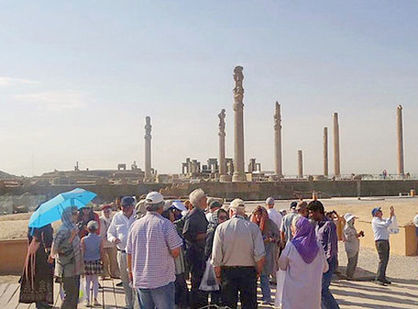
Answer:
[
  {"left": 251, "top": 205, "right": 279, "bottom": 305},
  {"left": 77, "top": 204, "right": 100, "bottom": 238},
  {"left": 51, "top": 206, "right": 84, "bottom": 309},
  {"left": 343, "top": 213, "right": 364, "bottom": 279},
  {"left": 275, "top": 216, "right": 328, "bottom": 309}
]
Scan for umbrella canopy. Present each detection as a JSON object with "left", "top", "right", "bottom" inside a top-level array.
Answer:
[{"left": 28, "top": 188, "right": 97, "bottom": 228}]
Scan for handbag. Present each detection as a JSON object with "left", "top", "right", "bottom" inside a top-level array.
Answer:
[{"left": 198, "top": 258, "right": 220, "bottom": 291}]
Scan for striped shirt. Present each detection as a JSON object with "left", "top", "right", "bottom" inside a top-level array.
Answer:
[{"left": 126, "top": 212, "right": 183, "bottom": 289}]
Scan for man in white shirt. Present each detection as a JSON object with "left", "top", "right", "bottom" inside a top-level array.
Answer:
[
  {"left": 266, "top": 197, "right": 282, "bottom": 230},
  {"left": 371, "top": 206, "right": 395, "bottom": 286},
  {"left": 108, "top": 196, "right": 137, "bottom": 309}
]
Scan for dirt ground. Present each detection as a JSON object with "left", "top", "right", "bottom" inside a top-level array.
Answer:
[{"left": 0, "top": 196, "right": 417, "bottom": 240}]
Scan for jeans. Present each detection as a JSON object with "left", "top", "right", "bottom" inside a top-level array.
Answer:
[
  {"left": 117, "top": 251, "right": 135, "bottom": 309},
  {"left": 375, "top": 240, "right": 390, "bottom": 281},
  {"left": 137, "top": 281, "right": 175, "bottom": 309},
  {"left": 321, "top": 256, "right": 340, "bottom": 309},
  {"left": 61, "top": 276, "right": 80, "bottom": 309},
  {"left": 221, "top": 266, "right": 257, "bottom": 309},
  {"left": 260, "top": 273, "right": 272, "bottom": 302}
]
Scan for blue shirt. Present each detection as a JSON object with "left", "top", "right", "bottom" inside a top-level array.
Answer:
[
  {"left": 316, "top": 217, "right": 338, "bottom": 260},
  {"left": 127, "top": 212, "right": 183, "bottom": 289},
  {"left": 83, "top": 233, "right": 101, "bottom": 261}
]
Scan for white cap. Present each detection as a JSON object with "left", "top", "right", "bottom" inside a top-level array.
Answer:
[
  {"left": 230, "top": 198, "right": 245, "bottom": 210},
  {"left": 145, "top": 192, "right": 164, "bottom": 204},
  {"left": 172, "top": 200, "right": 187, "bottom": 212},
  {"left": 344, "top": 213, "right": 357, "bottom": 223}
]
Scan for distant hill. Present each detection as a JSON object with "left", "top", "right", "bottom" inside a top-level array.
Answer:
[{"left": 0, "top": 170, "right": 18, "bottom": 179}]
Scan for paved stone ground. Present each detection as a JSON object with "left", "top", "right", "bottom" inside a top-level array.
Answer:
[{"left": 1, "top": 247, "right": 417, "bottom": 308}]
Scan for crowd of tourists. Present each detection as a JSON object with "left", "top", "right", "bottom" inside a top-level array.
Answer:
[{"left": 18, "top": 189, "right": 400, "bottom": 309}]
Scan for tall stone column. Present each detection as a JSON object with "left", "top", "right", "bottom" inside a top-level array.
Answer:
[
  {"left": 323, "top": 127, "right": 328, "bottom": 177},
  {"left": 144, "top": 116, "right": 152, "bottom": 181},
  {"left": 397, "top": 105, "right": 405, "bottom": 176},
  {"left": 218, "top": 109, "right": 230, "bottom": 182},
  {"left": 297, "top": 150, "right": 303, "bottom": 178},
  {"left": 232, "top": 66, "right": 246, "bottom": 182},
  {"left": 274, "top": 102, "right": 283, "bottom": 177},
  {"left": 333, "top": 112, "right": 341, "bottom": 178}
]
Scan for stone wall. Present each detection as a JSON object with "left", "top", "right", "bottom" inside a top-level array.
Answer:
[{"left": 0, "top": 180, "right": 417, "bottom": 205}]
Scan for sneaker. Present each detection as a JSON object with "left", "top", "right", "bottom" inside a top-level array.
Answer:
[
  {"left": 85, "top": 300, "right": 91, "bottom": 307},
  {"left": 383, "top": 279, "right": 392, "bottom": 284},
  {"left": 375, "top": 280, "right": 387, "bottom": 286},
  {"left": 93, "top": 299, "right": 101, "bottom": 306}
]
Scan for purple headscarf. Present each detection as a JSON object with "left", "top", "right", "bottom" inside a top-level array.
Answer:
[{"left": 291, "top": 216, "right": 319, "bottom": 264}]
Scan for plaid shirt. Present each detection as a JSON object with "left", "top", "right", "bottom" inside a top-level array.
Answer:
[{"left": 127, "top": 212, "right": 183, "bottom": 289}]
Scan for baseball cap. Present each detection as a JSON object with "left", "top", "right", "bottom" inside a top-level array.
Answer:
[
  {"left": 290, "top": 201, "right": 298, "bottom": 209},
  {"left": 265, "top": 197, "right": 275, "bottom": 205},
  {"left": 344, "top": 213, "right": 357, "bottom": 222},
  {"left": 371, "top": 207, "right": 381, "bottom": 217},
  {"left": 209, "top": 200, "right": 222, "bottom": 209},
  {"left": 145, "top": 192, "right": 164, "bottom": 205},
  {"left": 230, "top": 198, "right": 245, "bottom": 210},
  {"left": 121, "top": 196, "right": 135, "bottom": 207}
]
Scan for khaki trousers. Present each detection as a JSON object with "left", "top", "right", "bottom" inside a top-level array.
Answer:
[{"left": 102, "top": 246, "right": 120, "bottom": 278}]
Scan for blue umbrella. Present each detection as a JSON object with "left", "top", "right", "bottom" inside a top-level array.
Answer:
[{"left": 28, "top": 188, "right": 97, "bottom": 228}]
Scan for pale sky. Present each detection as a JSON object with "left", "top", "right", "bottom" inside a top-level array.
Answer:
[{"left": 1, "top": 1, "right": 417, "bottom": 177}]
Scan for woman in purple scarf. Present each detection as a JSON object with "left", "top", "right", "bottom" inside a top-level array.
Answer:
[{"left": 275, "top": 216, "right": 329, "bottom": 309}]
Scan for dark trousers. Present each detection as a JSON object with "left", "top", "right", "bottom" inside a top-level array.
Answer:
[
  {"left": 61, "top": 276, "right": 80, "bottom": 309},
  {"left": 175, "top": 273, "right": 189, "bottom": 308},
  {"left": 221, "top": 266, "right": 257, "bottom": 309},
  {"left": 375, "top": 240, "right": 390, "bottom": 281},
  {"left": 189, "top": 260, "right": 208, "bottom": 309}
]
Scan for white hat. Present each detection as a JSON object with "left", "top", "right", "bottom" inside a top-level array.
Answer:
[
  {"left": 230, "top": 198, "right": 245, "bottom": 210},
  {"left": 145, "top": 192, "right": 164, "bottom": 205},
  {"left": 172, "top": 200, "right": 187, "bottom": 212},
  {"left": 344, "top": 213, "right": 357, "bottom": 223}
]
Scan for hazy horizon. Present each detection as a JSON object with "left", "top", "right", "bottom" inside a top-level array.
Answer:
[{"left": 1, "top": 1, "right": 418, "bottom": 177}]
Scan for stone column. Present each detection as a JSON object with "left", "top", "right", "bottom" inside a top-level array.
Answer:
[
  {"left": 333, "top": 113, "right": 341, "bottom": 178},
  {"left": 297, "top": 150, "right": 303, "bottom": 178},
  {"left": 232, "top": 66, "right": 246, "bottom": 182},
  {"left": 323, "top": 127, "right": 328, "bottom": 177},
  {"left": 397, "top": 105, "right": 405, "bottom": 176},
  {"left": 218, "top": 109, "right": 230, "bottom": 182},
  {"left": 144, "top": 116, "right": 152, "bottom": 181},
  {"left": 274, "top": 102, "right": 283, "bottom": 177}
]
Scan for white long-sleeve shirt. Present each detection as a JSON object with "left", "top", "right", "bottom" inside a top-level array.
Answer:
[
  {"left": 267, "top": 208, "right": 283, "bottom": 231},
  {"left": 372, "top": 216, "right": 392, "bottom": 241},
  {"left": 107, "top": 211, "right": 136, "bottom": 251}
]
